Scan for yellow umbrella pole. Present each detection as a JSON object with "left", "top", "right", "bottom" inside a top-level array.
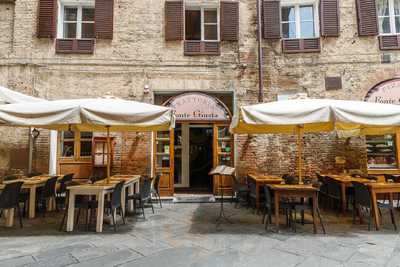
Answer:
[
  {"left": 106, "top": 126, "right": 111, "bottom": 183},
  {"left": 297, "top": 125, "right": 304, "bottom": 184}
]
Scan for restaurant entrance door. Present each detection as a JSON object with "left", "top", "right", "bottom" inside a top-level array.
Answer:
[{"left": 154, "top": 92, "right": 233, "bottom": 196}]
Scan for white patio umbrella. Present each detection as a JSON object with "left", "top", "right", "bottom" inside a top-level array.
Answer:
[
  {"left": 0, "top": 98, "right": 175, "bottom": 180},
  {"left": 230, "top": 99, "right": 400, "bottom": 182}
]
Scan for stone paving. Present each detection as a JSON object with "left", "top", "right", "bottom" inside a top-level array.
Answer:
[{"left": 0, "top": 202, "right": 399, "bottom": 267}]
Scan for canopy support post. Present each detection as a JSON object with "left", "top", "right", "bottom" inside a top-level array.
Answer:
[
  {"left": 297, "top": 125, "right": 304, "bottom": 184},
  {"left": 106, "top": 126, "right": 111, "bottom": 183}
]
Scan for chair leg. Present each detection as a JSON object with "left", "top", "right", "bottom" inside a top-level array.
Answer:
[
  {"left": 316, "top": 207, "right": 326, "bottom": 234},
  {"left": 151, "top": 201, "right": 154, "bottom": 214},
  {"left": 368, "top": 208, "right": 372, "bottom": 231},
  {"left": 85, "top": 209, "right": 90, "bottom": 231},
  {"left": 17, "top": 205, "right": 23, "bottom": 228},
  {"left": 76, "top": 208, "right": 81, "bottom": 226},
  {"left": 59, "top": 208, "right": 67, "bottom": 231},
  {"left": 120, "top": 207, "right": 126, "bottom": 225},
  {"left": 390, "top": 208, "right": 397, "bottom": 231},
  {"left": 293, "top": 210, "right": 297, "bottom": 232},
  {"left": 112, "top": 208, "right": 117, "bottom": 232},
  {"left": 158, "top": 193, "right": 162, "bottom": 208}
]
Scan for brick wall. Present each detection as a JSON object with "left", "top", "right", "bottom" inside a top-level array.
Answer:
[{"left": 0, "top": 0, "right": 397, "bottom": 178}]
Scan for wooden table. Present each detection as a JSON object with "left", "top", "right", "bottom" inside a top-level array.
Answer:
[
  {"left": 323, "top": 174, "right": 371, "bottom": 214},
  {"left": 268, "top": 184, "right": 319, "bottom": 234},
  {"left": 0, "top": 175, "right": 58, "bottom": 227},
  {"left": 247, "top": 173, "right": 283, "bottom": 209},
  {"left": 367, "top": 183, "right": 400, "bottom": 230},
  {"left": 66, "top": 175, "right": 140, "bottom": 233}
]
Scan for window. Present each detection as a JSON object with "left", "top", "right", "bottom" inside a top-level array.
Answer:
[
  {"left": 377, "top": 0, "right": 400, "bottom": 34},
  {"left": 61, "top": 131, "right": 93, "bottom": 158},
  {"left": 366, "top": 135, "right": 397, "bottom": 169},
  {"left": 59, "top": 2, "right": 95, "bottom": 39},
  {"left": 185, "top": 7, "right": 219, "bottom": 41},
  {"left": 281, "top": 4, "right": 318, "bottom": 39}
]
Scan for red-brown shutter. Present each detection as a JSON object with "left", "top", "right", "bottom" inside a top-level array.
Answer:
[
  {"left": 184, "top": 41, "right": 220, "bottom": 55},
  {"left": 95, "top": 0, "right": 114, "bottom": 39},
  {"left": 320, "top": 0, "right": 340, "bottom": 37},
  {"left": 379, "top": 35, "right": 400, "bottom": 50},
  {"left": 37, "top": 0, "right": 56, "bottom": 38},
  {"left": 262, "top": 0, "right": 281, "bottom": 39},
  {"left": 356, "top": 0, "right": 378, "bottom": 36},
  {"left": 220, "top": 1, "right": 239, "bottom": 41},
  {"left": 56, "top": 39, "right": 95, "bottom": 54},
  {"left": 165, "top": 1, "right": 184, "bottom": 41},
  {"left": 282, "top": 38, "right": 321, "bottom": 53}
]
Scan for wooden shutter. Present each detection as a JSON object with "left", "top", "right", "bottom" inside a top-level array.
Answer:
[
  {"left": 356, "top": 0, "right": 378, "bottom": 36},
  {"left": 37, "top": 0, "right": 56, "bottom": 38},
  {"left": 165, "top": 1, "right": 184, "bottom": 41},
  {"left": 282, "top": 38, "right": 320, "bottom": 53},
  {"left": 220, "top": 1, "right": 239, "bottom": 41},
  {"left": 379, "top": 35, "right": 400, "bottom": 50},
  {"left": 262, "top": 0, "right": 281, "bottom": 39},
  {"left": 320, "top": 0, "right": 340, "bottom": 37},
  {"left": 95, "top": 0, "right": 114, "bottom": 39},
  {"left": 56, "top": 39, "right": 95, "bottom": 54},
  {"left": 184, "top": 41, "right": 220, "bottom": 55}
]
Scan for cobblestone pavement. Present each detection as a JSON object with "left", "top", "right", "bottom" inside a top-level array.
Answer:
[{"left": 0, "top": 202, "right": 399, "bottom": 267}]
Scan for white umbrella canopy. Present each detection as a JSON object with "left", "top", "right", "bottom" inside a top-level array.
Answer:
[
  {"left": 231, "top": 99, "right": 400, "bottom": 135},
  {"left": 0, "top": 86, "right": 44, "bottom": 104},
  {"left": 0, "top": 98, "right": 174, "bottom": 131},
  {"left": 230, "top": 98, "right": 400, "bottom": 182}
]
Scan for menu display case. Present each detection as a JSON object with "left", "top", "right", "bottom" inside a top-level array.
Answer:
[
  {"left": 367, "top": 135, "right": 397, "bottom": 169},
  {"left": 153, "top": 130, "right": 174, "bottom": 195},
  {"left": 213, "top": 124, "right": 234, "bottom": 195}
]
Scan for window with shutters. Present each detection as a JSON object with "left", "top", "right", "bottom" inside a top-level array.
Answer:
[
  {"left": 377, "top": 0, "right": 400, "bottom": 34},
  {"left": 58, "top": 1, "right": 95, "bottom": 39},
  {"left": 281, "top": 3, "right": 319, "bottom": 39},
  {"left": 185, "top": 7, "right": 219, "bottom": 41}
]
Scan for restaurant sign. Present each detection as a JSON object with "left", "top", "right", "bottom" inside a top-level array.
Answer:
[
  {"left": 365, "top": 78, "right": 400, "bottom": 105},
  {"left": 166, "top": 93, "right": 229, "bottom": 121}
]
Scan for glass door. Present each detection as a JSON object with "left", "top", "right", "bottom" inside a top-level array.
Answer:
[
  {"left": 153, "top": 130, "right": 174, "bottom": 195},
  {"left": 213, "top": 124, "right": 234, "bottom": 195}
]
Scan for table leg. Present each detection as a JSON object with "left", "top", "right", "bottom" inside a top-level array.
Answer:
[
  {"left": 312, "top": 193, "right": 318, "bottom": 234},
  {"left": 96, "top": 192, "right": 105, "bottom": 233},
  {"left": 371, "top": 190, "right": 380, "bottom": 230},
  {"left": 274, "top": 191, "right": 280, "bottom": 230},
  {"left": 341, "top": 184, "right": 347, "bottom": 214},
  {"left": 127, "top": 183, "right": 134, "bottom": 212},
  {"left": 4, "top": 208, "right": 14, "bottom": 227},
  {"left": 28, "top": 186, "right": 36, "bottom": 219},
  {"left": 66, "top": 192, "right": 75, "bottom": 232}
]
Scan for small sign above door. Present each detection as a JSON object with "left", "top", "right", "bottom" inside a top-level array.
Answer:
[
  {"left": 365, "top": 78, "right": 400, "bottom": 105},
  {"left": 165, "top": 93, "right": 230, "bottom": 121}
]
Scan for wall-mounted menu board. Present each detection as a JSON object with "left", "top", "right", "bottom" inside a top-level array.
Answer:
[{"left": 366, "top": 135, "right": 397, "bottom": 169}]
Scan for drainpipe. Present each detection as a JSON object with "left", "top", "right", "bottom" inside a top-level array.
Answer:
[
  {"left": 28, "top": 127, "right": 33, "bottom": 173},
  {"left": 256, "top": 0, "right": 264, "bottom": 103}
]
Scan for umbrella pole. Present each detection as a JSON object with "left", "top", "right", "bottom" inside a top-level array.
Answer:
[
  {"left": 106, "top": 126, "right": 111, "bottom": 183},
  {"left": 297, "top": 125, "right": 304, "bottom": 184}
]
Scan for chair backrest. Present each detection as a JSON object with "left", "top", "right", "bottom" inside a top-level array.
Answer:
[
  {"left": 0, "top": 181, "right": 23, "bottom": 209},
  {"left": 352, "top": 181, "right": 371, "bottom": 207},
  {"left": 89, "top": 168, "right": 106, "bottom": 183},
  {"left": 42, "top": 176, "right": 58, "bottom": 198},
  {"left": 152, "top": 174, "right": 161, "bottom": 193},
  {"left": 248, "top": 179, "right": 256, "bottom": 196},
  {"left": 140, "top": 178, "right": 152, "bottom": 199},
  {"left": 111, "top": 181, "right": 125, "bottom": 208},
  {"left": 263, "top": 185, "right": 273, "bottom": 208},
  {"left": 282, "top": 174, "right": 298, "bottom": 185},
  {"left": 326, "top": 176, "right": 341, "bottom": 198},
  {"left": 59, "top": 173, "right": 74, "bottom": 194},
  {"left": 3, "top": 175, "right": 18, "bottom": 181},
  {"left": 384, "top": 174, "right": 395, "bottom": 182}
]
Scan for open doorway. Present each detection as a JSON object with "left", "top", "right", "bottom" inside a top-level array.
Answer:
[{"left": 189, "top": 125, "right": 213, "bottom": 193}]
